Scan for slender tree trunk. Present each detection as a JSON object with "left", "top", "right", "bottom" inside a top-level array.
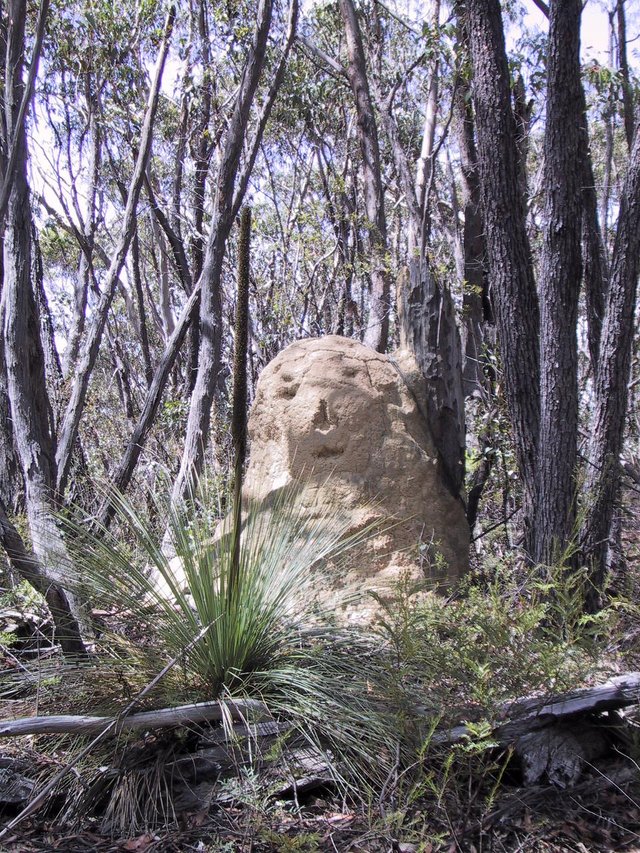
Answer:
[
  {"left": 616, "top": 0, "right": 635, "bottom": 154},
  {"left": 186, "top": 0, "right": 215, "bottom": 393},
  {"left": 131, "top": 227, "right": 153, "bottom": 385},
  {"left": 64, "top": 97, "right": 100, "bottom": 378},
  {"left": 580, "top": 121, "right": 640, "bottom": 604},
  {"left": 534, "top": 0, "right": 583, "bottom": 565},
  {"left": 96, "top": 285, "right": 201, "bottom": 530},
  {"left": 230, "top": 207, "right": 251, "bottom": 592},
  {"left": 415, "top": 0, "right": 440, "bottom": 253},
  {"left": 171, "top": 0, "right": 274, "bottom": 505},
  {"left": 0, "top": 0, "right": 85, "bottom": 653},
  {"left": 0, "top": 327, "right": 22, "bottom": 511},
  {"left": 454, "top": 76, "right": 490, "bottom": 400},
  {"left": 463, "top": 0, "right": 540, "bottom": 536},
  {"left": 581, "top": 90, "right": 609, "bottom": 370},
  {"left": 338, "top": 0, "right": 389, "bottom": 353},
  {"left": 55, "top": 8, "right": 175, "bottom": 498}
]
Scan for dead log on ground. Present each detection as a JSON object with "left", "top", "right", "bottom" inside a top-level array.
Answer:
[
  {"left": 0, "top": 698, "right": 268, "bottom": 738},
  {"left": 435, "top": 672, "right": 640, "bottom": 787}
]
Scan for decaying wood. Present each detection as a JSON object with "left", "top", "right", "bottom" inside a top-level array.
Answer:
[
  {"left": 167, "top": 720, "right": 291, "bottom": 780},
  {"left": 2, "top": 671, "right": 639, "bottom": 818},
  {"left": 435, "top": 671, "right": 640, "bottom": 747},
  {"left": 515, "top": 722, "right": 610, "bottom": 787},
  {"left": 434, "top": 672, "right": 640, "bottom": 787},
  {"left": 0, "top": 759, "right": 35, "bottom": 805},
  {"left": 0, "top": 698, "right": 268, "bottom": 738},
  {"left": 3, "top": 673, "right": 639, "bottom": 745}
]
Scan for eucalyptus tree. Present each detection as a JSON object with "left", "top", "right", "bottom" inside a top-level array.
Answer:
[
  {"left": 462, "top": 0, "right": 640, "bottom": 587},
  {"left": 169, "top": 0, "right": 300, "bottom": 506},
  {"left": 338, "top": 0, "right": 389, "bottom": 353},
  {"left": 31, "top": 0, "right": 300, "bottom": 525},
  {"left": 0, "top": 0, "right": 86, "bottom": 652},
  {"left": 0, "top": 0, "right": 176, "bottom": 651},
  {"left": 297, "top": 0, "right": 466, "bottom": 497}
]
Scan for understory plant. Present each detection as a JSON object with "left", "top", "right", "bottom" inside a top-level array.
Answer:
[
  {"left": 60, "top": 478, "right": 397, "bottom": 789},
  {"left": 373, "top": 559, "right": 615, "bottom": 730},
  {"left": 364, "top": 558, "right": 620, "bottom": 844},
  {"left": 3, "top": 486, "right": 625, "bottom": 839}
]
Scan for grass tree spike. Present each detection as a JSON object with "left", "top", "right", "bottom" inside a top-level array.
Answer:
[{"left": 230, "top": 206, "right": 251, "bottom": 595}]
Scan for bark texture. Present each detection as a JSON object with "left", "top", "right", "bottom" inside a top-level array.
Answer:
[
  {"left": 399, "top": 259, "right": 465, "bottom": 498},
  {"left": 0, "top": 0, "right": 85, "bottom": 652},
  {"left": 581, "top": 121, "right": 640, "bottom": 601},
  {"left": 464, "top": 0, "right": 540, "bottom": 532},
  {"left": 534, "top": 0, "right": 583, "bottom": 565},
  {"left": 339, "top": 0, "right": 390, "bottom": 352},
  {"left": 454, "top": 78, "right": 490, "bottom": 400}
]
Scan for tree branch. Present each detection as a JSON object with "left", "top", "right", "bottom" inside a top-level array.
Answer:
[
  {"left": 55, "top": 6, "right": 176, "bottom": 498},
  {"left": 0, "top": 0, "right": 49, "bottom": 226}
]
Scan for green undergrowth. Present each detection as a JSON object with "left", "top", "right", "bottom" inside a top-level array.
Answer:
[
  {"left": 373, "top": 559, "right": 615, "bottom": 728},
  {"left": 0, "top": 481, "right": 628, "bottom": 840}
]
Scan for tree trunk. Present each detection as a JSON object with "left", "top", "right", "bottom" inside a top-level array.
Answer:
[
  {"left": 534, "top": 0, "right": 583, "bottom": 566},
  {"left": 338, "top": 0, "right": 389, "bottom": 353},
  {"left": 399, "top": 258, "right": 465, "bottom": 497},
  {"left": 580, "top": 95, "right": 609, "bottom": 370},
  {"left": 0, "top": 329, "right": 22, "bottom": 511},
  {"left": 0, "top": 501, "right": 85, "bottom": 656},
  {"left": 580, "top": 121, "right": 640, "bottom": 604},
  {"left": 54, "top": 8, "right": 175, "bottom": 498},
  {"left": 616, "top": 0, "right": 635, "bottom": 154},
  {"left": 171, "top": 0, "right": 274, "bottom": 506},
  {"left": 454, "top": 75, "right": 491, "bottom": 400},
  {"left": 96, "top": 284, "right": 201, "bottom": 530},
  {"left": 0, "top": 0, "right": 85, "bottom": 653},
  {"left": 64, "top": 96, "right": 100, "bottom": 378},
  {"left": 463, "top": 0, "right": 540, "bottom": 537}
]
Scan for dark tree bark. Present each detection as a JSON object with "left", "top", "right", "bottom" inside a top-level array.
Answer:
[
  {"left": 463, "top": 0, "right": 540, "bottom": 534},
  {"left": 528, "top": 0, "right": 608, "bottom": 374},
  {"left": 453, "top": 77, "right": 491, "bottom": 401},
  {"left": 338, "top": 0, "right": 390, "bottom": 353},
  {"left": 580, "top": 96, "right": 610, "bottom": 370},
  {"left": 580, "top": 121, "right": 640, "bottom": 603},
  {"left": 399, "top": 258, "right": 465, "bottom": 497},
  {"left": 230, "top": 207, "right": 251, "bottom": 591},
  {"left": 534, "top": 0, "right": 583, "bottom": 565},
  {"left": 616, "top": 0, "right": 635, "bottom": 154}
]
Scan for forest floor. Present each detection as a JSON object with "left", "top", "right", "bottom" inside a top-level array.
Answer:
[
  {"left": 1, "top": 767, "right": 640, "bottom": 852},
  {"left": 1, "top": 716, "right": 640, "bottom": 852},
  {"left": 4, "top": 488, "right": 640, "bottom": 852}
]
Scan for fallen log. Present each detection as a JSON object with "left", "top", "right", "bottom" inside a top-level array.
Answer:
[
  {"left": 435, "top": 672, "right": 640, "bottom": 746},
  {"left": 3, "top": 674, "right": 639, "bottom": 744},
  {"left": 0, "top": 698, "right": 268, "bottom": 738},
  {"left": 434, "top": 672, "right": 640, "bottom": 788}
]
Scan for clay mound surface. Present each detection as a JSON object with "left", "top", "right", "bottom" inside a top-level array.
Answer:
[{"left": 243, "top": 335, "right": 469, "bottom": 621}]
